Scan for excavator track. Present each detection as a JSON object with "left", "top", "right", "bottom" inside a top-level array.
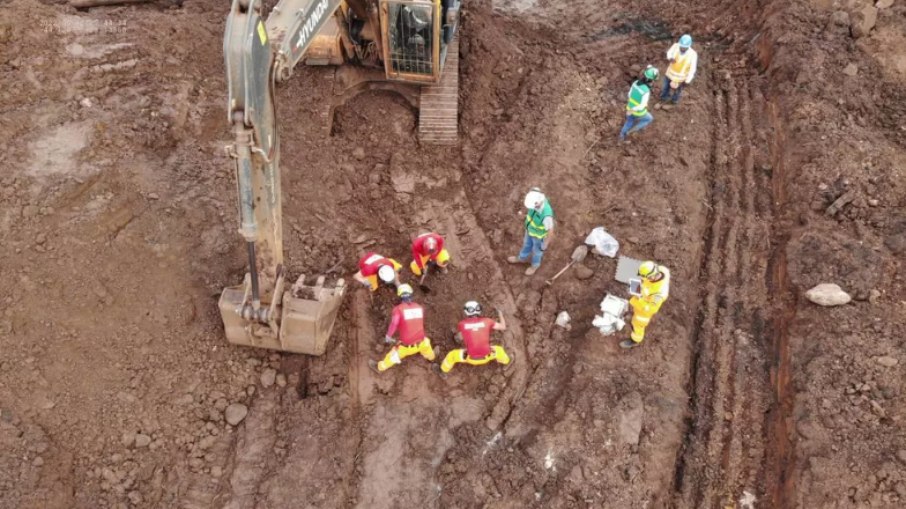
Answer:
[{"left": 418, "top": 35, "right": 459, "bottom": 145}]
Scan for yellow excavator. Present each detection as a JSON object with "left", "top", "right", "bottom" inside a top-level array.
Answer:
[{"left": 218, "top": 0, "right": 460, "bottom": 354}]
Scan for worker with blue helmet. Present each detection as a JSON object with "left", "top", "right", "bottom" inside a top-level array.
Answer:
[{"left": 661, "top": 34, "right": 698, "bottom": 105}]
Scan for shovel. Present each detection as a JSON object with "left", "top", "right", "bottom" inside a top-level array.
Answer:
[
  {"left": 418, "top": 264, "right": 431, "bottom": 294},
  {"left": 545, "top": 245, "right": 589, "bottom": 286}
]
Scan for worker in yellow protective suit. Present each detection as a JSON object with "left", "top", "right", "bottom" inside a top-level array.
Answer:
[{"left": 620, "top": 260, "right": 670, "bottom": 349}]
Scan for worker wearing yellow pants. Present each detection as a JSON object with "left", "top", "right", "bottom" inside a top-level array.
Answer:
[
  {"left": 410, "top": 232, "right": 450, "bottom": 276},
  {"left": 621, "top": 261, "right": 671, "bottom": 349},
  {"left": 378, "top": 337, "right": 436, "bottom": 371},
  {"left": 440, "top": 345, "right": 510, "bottom": 373}
]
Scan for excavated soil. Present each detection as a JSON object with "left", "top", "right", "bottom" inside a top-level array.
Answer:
[{"left": 1, "top": 0, "right": 905, "bottom": 507}]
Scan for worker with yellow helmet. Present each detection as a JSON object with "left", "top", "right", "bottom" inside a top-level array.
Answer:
[{"left": 621, "top": 260, "right": 671, "bottom": 349}]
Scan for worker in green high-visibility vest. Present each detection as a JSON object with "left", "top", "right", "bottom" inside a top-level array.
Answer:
[
  {"left": 508, "top": 187, "right": 554, "bottom": 276},
  {"left": 619, "top": 65, "right": 659, "bottom": 142}
]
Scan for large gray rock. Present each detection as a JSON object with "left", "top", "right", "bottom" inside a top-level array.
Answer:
[
  {"left": 850, "top": 5, "right": 878, "bottom": 38},
  {"left": 225, "top": 403, "right": 248, "bottom": 426},
  {"left": 805, "top": 283, "right": 852, "bottom": 306}
]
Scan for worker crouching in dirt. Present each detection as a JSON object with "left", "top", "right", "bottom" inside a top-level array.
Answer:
[
  {"left": 353, "top": 251, "right": 402, "bottom": 291},
  {"left": 410, "top": 232, "right": 450, "bottom": 277},
  {"left": 621, "top": 260, "right": 671, "bottom": 349},
  {"left": 369, "top": 284, "right": 438, "bottom": 372},
  {"left": 619, "top": 65, "right": 659, "bottom": 142},
  {"left": 439, "top": 301, "right": 512, "bottom": 374},
  {"left": 508, "top": 187, "right": 554, "bottom": 276}
]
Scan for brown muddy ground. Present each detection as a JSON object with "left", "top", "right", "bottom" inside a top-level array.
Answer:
[{"left": 1, "top": 0, "right": 904, "bottom": 507}]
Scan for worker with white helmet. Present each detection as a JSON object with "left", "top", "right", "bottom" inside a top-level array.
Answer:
[
  {"left": 353, "top": 251, "right": 402, "bottom": 291},
  {"left": 621, "top": 260, "right": 671, "bottom": 349},
  {"left": 619, "top": 65, "right": 659, "bottom": 142},
  {"left": 661, "top": 34, "right": 698, "bottom": 105},
  {"left": 369, "top": 284, "right": 438, "bottom": 372},
  {"left": 439, "top": 301, "right": 511, "bottom": 373},
  {"left": 410, "top": 231, "right": 450, "bottom": 277},
  {"left": 508, "top": 187, "right": 554, "bottom": 276}
]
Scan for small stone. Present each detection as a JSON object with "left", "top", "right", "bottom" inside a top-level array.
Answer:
[
  {"left": 35, "top": 233, "right": 46, "bottom": 244},
  {"left": 353, "top": 147, "right": 366, "bottom": 161},
  {"left": 876, "top": 356, "right": 899, "bottom": 368},
  {"left": 127, "top": 490, "right": 143, "bottom": 505},
  {"left": 868, "top": 289, "right": 881, "bottom": 303},
  {"left": 843, "top": 63, "right": 858, "bottom": 77},
  {"left": 211, "top": 466, "right": 223, "bottom": 478},
  {"left": 148, "top": 193, "right": 160, "bottom": 200},
  {"left": 574, "top": 264, "right": 595, "bottom": 281},
  {"left": 122, "top": 432, "right": 136, "bottom": 448},
  {"left": 80, "top": 97, "right": 93, "bottom": 108},
  {"left": 32, "top": 457, "right": 44, "bottom": 467},
  {"left": 134, "top": 434, "right": 152, "bottom": 448},
  {"left": 214, "top": 398, "right": 229, "bottom": 412},
  {"left": 876, "top": 0, "right": 893, "bottom": 9},
  {"left": 850, "top": 5, "right": 878, "bottom": 38},
  {"left": 246, "top": 385, "right": 256, "bottom": 397},
  {"left": 805, "top": 284, "right": 851, "bottom": 307},
  {"left": 225, "top": 403, "right": 248, "bottom": 426},
  {"left": 260, "top": 368, "right": 276, "bottom": 388},
  {"left": 897, "top": 450, "right": 906, "bottom": 464},
  {"left": 276, "top": 374, "right": 287, "bottom": 387},
  {"left": 831, "top": 10, "right": 850, "bottom": 26},
  {"left": 868, "top": 198, "right": 879, "bottom": 207}
]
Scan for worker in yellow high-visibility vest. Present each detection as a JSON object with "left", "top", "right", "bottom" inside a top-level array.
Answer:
[{"left": 661, "top": 34, "right": 698, "bottom": 105}]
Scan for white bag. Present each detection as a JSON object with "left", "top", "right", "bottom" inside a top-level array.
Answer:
[{"left": 584, "top": 227, "right": 620, "bottom": 258}]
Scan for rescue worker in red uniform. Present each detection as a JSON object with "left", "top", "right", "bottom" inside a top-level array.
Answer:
[
  {"left": 410, "top": 232, "right": 451, "bottom": 277},
  {"left": 369, "top": 284, "right": 437, "bottom": 372},
  {"left": 440, "top": 301, "right": 511, "bottom": 373},
  {"left": 353, "top": 251, "right": 402, "bottom": 291}
]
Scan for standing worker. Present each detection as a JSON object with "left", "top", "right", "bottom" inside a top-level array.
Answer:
[
  {"left": 507, "top": 187, "right": 554, "bottom": 276},
  {"left": 353, "top": 251, "right": 402, "bottom": 291},
  {"left": 661, "top": 34, "right": 698, "bottom": 105},
  {"left": 621, "top": 260, "right": 671, "bottom": 349},
  {"left": 369, "top": 284, "right": 437, "bottom": 372},
  {"left": 619, "top": 65, "right": 659, "bottom": 142},
  {"left": 440, "top": 301, "right": 511, "bottom": 373},
  {"left": 410, "top": 232, "right": 450, "bottom": 277}
]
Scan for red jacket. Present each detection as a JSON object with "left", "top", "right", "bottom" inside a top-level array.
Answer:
[
  {"left": 386, "top": 302, "right": 426, "bottom": 346},
  {"left": 411, "top": 233, "right": 445, "bottom": 270},
  {"left": 358, "top": 252, "right": 393, "bottom": 277},
  {"left": 458, "top": 317, "right": 495, "bottom": 358}
]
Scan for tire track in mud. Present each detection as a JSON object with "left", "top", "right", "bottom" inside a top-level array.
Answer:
[{"left": 673, "top": 71, "right": 774, "bottom": 508}]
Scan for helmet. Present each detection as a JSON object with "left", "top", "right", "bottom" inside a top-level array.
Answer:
[
  {"left": 524, "top": 187, "right": 546, "bottom": 210},
  {"left": 397, "top": 284, "right": 414, "bottom": 298},
  {"left": 638, "top": 261, "right": 660, "bottom": 279},
  {"left": 463, "top": 300, "right": 482, "bottom": 317},
  {"left": 377, "top": 265, "right": 395, "bottom": 284},
  {"left": 643, "top": 65, "right": 659, "bottom": 81},
  {"left": 424, "top": 236, "right": 438, "bottom": 254},
  {"left": 679, "top": 34, "right": 693, "bottom": 49}
]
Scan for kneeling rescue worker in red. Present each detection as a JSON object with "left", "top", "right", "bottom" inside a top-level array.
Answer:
[
  {"left": 369, "top": 284, "right": 437, "bottom": 372},
  {"left": 353, "top": 251, "right": 402, "bottom": 291},
  {"left": 440, "top": 301, "right": 512, "bottom": 373}
]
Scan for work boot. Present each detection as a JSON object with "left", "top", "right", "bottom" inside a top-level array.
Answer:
[
  {"left": 619, "top": 340, "right": 640, "bottom": 350},
  {"left": 367, "top": 360, "right": 381, "bottom": 374},
  {"left": 525, "top": 265, "right": 539, "bottom": 276},
  {"left": 432, "top": 363, "right": 448, "bottom": 379},
  {"left": 507, "top": 256, "right": 527, "bottom": 264}
]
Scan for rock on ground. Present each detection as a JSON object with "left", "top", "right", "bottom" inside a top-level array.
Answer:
[
  {"left": 260, "top": 368, "right": 276, "bottom": 388},
  {"left": 225, "top": 403, "right": 248, "bottom": 426},
  {"left": 850, "top": 5, "right": 878, "bottom": 38},
  {"left": 875, "top": 356, "right": 899, "bottom": 368},
  {"left": 805, "top": 284, "right": 851, "bottom": 307}
]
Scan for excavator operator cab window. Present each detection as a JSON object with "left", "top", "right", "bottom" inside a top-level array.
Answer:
[{"left": 384, "top": 0, "right": 438, "bottom": 78}]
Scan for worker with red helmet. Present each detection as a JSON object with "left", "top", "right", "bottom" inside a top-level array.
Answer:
[
  {"left": 353, "top": 251, "right": 402, "bottom": 291},
  {"left": 369, "top": 284, "right": 438, "bottom": 372},
  {"left": 440, "top": 301, "right": 511, "bottom": 373},
  {"left": 410, "top": 232, "right": 450, "bottom": 277}
]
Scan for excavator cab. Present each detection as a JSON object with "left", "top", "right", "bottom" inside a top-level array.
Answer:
[{"left": 381, "top": 0, "right": 456, "bottom": 82}]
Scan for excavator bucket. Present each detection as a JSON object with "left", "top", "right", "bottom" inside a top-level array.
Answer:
[{"left": 219, "top": 275, "right": 346, "bottom": 355}]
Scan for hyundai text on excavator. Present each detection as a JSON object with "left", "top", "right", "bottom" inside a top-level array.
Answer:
[{"left": 218, "top": 0, "right": 460, "bottom": 354}]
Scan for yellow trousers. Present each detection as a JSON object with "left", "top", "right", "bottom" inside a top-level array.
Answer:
[
  {"left": 440, "top": 346, "right": 510, "bottom": 373},
  {"left": 629, "top": 296, "right": 663, "bottom": 343},
  {"left": 410, "top": 249, "right": 450, "bottom": 276},
  {"left": 377, "top": 337, "right": 436, "bottom": 371}
]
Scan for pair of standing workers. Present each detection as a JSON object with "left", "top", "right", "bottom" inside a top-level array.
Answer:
[
  {"left": 353, "top": 233, "right": 512, "bottom": 375},
  {"left": 620, "top": 34, "right": 699, "bottom": 141}
]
